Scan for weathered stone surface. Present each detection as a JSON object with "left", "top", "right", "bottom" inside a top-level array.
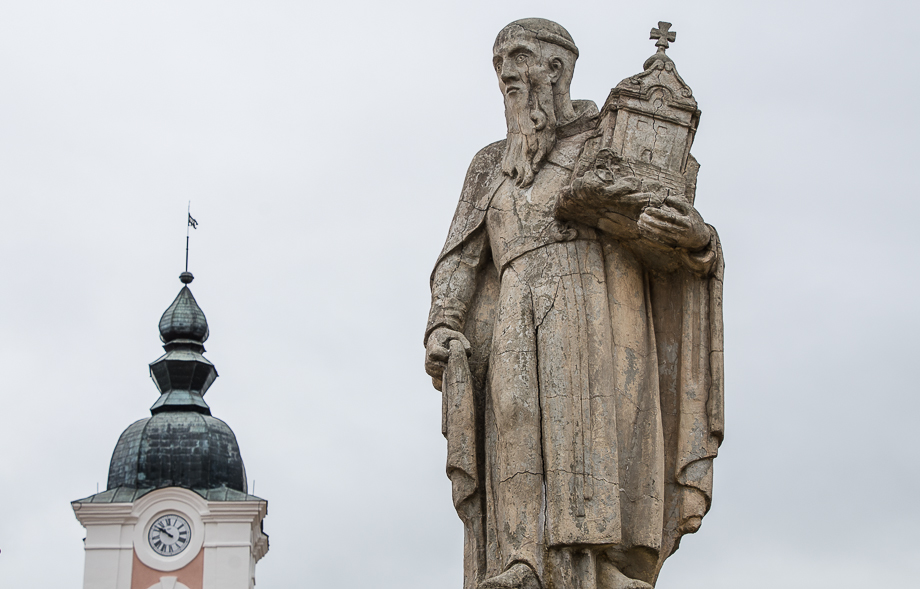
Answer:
[{"left": 424, "top": 19, "right": 724, "bottom": 589}]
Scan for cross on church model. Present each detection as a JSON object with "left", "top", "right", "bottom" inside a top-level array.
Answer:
[{"left": 650, "top": 21, "right": 676, "bottom": 50}]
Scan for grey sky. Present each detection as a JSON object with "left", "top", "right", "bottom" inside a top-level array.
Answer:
[{"left": 1, "top": 1, "right": 918, "bottom": 587}]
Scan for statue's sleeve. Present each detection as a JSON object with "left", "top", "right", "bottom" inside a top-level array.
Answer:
[
  {"left": 604, "top": 223, "right": 720, "bottom": 280},
  {"left": 425, "top": 141, "right": 504, "bottom": 346},
  {"left": 426, "top": 227, "right": 490, "bottom": 345},
  {"left": 676, "top": 224, "right": 721, "bottom": 277},
  {"left": 649, "top": 225, "right": 725, "bottom": 571}
]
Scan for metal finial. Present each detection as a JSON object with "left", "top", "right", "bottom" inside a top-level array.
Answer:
[
  {"left": 650, "top": 21, "right": 676, "bottom": 51},
  {"left": 180, "top": 272, "right": 194, "bottom": 284}
]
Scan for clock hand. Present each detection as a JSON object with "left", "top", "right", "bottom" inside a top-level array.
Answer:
[{"left": 155, "top": 526, "right": 175, "bottom": 538}]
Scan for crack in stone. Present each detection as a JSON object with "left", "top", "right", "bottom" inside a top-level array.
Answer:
[
  {"left": 545, "top": 468, "right": 619, "bottom": 488},
  {"left": 500, "top": 470, "right": 544, "bottom": 484}
]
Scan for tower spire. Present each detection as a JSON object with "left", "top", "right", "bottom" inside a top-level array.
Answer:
[
  {"left": 148, "top": 273, "right": 216, "bottom": 414},
  {"left": 72, "top": 250, "right": 268, "bottom": 589}
]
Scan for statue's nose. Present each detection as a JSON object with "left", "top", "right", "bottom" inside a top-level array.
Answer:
[{"left": 500, "top": 60, "right": 520, "bottom": 84}]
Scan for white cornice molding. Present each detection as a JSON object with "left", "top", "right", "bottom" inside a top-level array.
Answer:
[
  {"left": 131, "top": 488, "right": 210, "bottom": 517},
  {"left": 83, "top": 543, "right": 134, "bottom": 551},
  {"left": 200, "top": 501, "right": 267, "bottom": 523},
  {"left": 72, "top": 502, "right": 137, "bottom": 526},
  {"left": 202, "top": 541, "right": 254, "bottom": 548},
  {"left": 253, "top": 533, "right": 269, "bottom": 562}
]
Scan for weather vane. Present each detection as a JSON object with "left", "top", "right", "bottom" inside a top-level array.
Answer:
[{"left": 182, "top": 202, "right": 198, "bottom": 284}]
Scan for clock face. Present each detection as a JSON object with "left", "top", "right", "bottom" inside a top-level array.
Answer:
[{"left": 147, "top": 514, "right": 191, "bottom": 557}]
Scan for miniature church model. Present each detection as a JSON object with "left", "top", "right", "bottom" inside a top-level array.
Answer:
[
  {"left": 72, "top": 271, "right": 268, "bottom": 589},
  {"left": 572, "top": 21, "right": 702, "bottom": 204}
]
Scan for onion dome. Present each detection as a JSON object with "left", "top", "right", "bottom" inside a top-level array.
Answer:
[
  {"left": 100, "top": 272, "right": 249, "bottom": 498},
  {"left": 158, "top": 274, "right": 209, "bottom": 344}
]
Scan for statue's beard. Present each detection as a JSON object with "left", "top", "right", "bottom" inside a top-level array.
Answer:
[{"left": 502, "top": 78, "right": 557, "bottom": 188}]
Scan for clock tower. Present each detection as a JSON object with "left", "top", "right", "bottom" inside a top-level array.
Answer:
[{"left": 72, "top": 272, "right": 269, "bottom": 589}]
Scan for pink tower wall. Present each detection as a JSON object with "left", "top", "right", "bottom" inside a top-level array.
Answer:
[{"left": 131, "top": 550, "right": 204, "bottom": 589}]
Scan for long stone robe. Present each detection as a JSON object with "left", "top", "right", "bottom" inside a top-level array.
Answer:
[{"left": 426, "top": 102, "right": 724, "bottom": 588}]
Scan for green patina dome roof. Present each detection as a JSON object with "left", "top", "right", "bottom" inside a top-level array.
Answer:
[
  {"left": 107, "top": 412, "right": 247, "bottom": 493},
  {"left": 158, "top": 286, "right": 209, "bottom": 344},
  {"left": 102, "top": 273, "right": 248, "bottom": 498}
]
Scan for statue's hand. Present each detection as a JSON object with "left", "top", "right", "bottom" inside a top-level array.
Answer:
[
  {"left": 567, "top": 173, "right": 648, "bottom": 211},
  {"left": 425, "top": 327, "right": 471, "bottom": 383},
  {"left": 637, "top": 197, "right": 711, "bottom": 251},
  {"left": 559, "top": 171, "right": 665, "bottom": 227}
]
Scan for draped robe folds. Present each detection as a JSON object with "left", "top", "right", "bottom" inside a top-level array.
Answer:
[{"left": 427, "top": 101, "right": 724, "bottom": 588}]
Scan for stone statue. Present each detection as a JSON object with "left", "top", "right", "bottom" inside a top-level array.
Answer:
[{"left": 424, "top": 18, "right": 724, "bottom": 589}]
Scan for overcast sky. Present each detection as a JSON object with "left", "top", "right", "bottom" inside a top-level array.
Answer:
[{"left": 1, "top": 1, "right": 918, "bottom": 587}]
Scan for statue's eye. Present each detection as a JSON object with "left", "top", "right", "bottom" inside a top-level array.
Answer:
[
  {"left": 493, "top": 59, "right": 502, "bottom": 72},
  {"left": 516, "top": 54, "right": 527, "bottom": 63}
]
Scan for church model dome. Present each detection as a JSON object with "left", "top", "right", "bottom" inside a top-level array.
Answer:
[{"left": 103, "top": 272, "right": 249, "bottom": 498}]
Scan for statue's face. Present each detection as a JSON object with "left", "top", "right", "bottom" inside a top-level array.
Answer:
[
  {"left": 492, "top": 32, "right": 548, "bottom": 97},
  {"left": 493, "top": 29, "right": 559, "bottom": 188}
]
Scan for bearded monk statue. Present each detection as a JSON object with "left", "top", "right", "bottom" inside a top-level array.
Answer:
[{"left": 425, "top": 18, "right": 724, "bottom": 589}]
